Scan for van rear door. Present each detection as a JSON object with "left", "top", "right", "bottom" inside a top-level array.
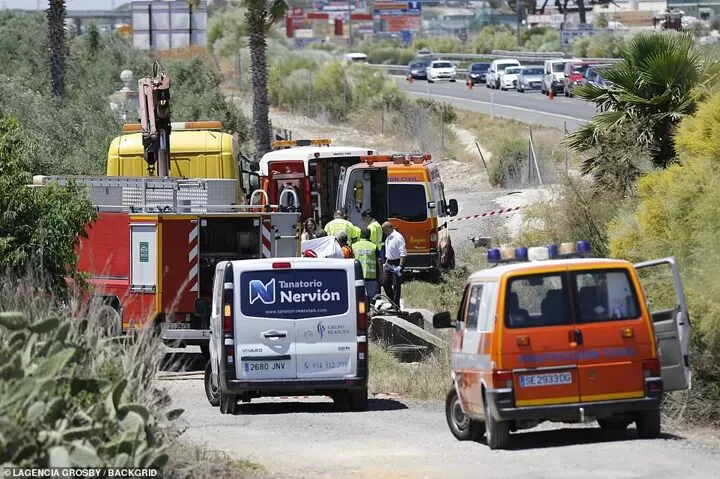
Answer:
[
  {"left": 570, "top": 267, "right": 647, "bottom": 403},
  {"left": 236, "top": 265, "right": 298, "bottom": 380},
  {"left": 500, "top": 269, "right": 581, "bottom": 407},
  {"left": 634, "top": 257, "right": 691, "bottom": 391},
  {"left": 293, "top": 259, "right": 357, "bottom": 379}
]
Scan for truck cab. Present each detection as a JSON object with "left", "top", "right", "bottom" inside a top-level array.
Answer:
[
  {"left": 256, "top": 140, "right": 378, "bottom": 227},
  {"left": 107, "top": 121, "right": 254, "bottom": 204},
  {"left": 336, "top": 154, "right": 459, "bottom": 273}
]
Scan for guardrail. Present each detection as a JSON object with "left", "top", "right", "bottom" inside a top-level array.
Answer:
[{"left": 373, "top": 50, "right": 623, "bottom": 64}]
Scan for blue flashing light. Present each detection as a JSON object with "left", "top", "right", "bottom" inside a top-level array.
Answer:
[
  {"left": 487, "top": 248, "right": 501, "bottom": 263},
  {"left": 547, "top": 244, "right": 559, "bottom": 259},
  {"left": 577, "top": 240, "right": 592, "bottom": 255},
  {"left": 515, "top": 247, "right": 528, "bottom": 261}
]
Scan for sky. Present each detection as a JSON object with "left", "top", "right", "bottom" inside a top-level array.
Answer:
[{"left": 2, "top": 1, "right": 129, "bottom": 10}]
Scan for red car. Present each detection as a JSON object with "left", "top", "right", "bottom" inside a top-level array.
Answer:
[{"left": 564, "top": 61, "right": 597, "bottom": 97}]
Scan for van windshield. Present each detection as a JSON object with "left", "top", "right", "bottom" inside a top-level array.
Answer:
[
  {"left": 553, "top": 63, "right": 566, "bottom": 72},
  {"left": 388, "top": 184, "right": 427, "bottom": 222},
  {"left": 572, "top": 270, "right": 640, "bottom": 323}
]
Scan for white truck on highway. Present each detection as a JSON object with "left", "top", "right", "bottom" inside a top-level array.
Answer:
[{"left": 486, "top": 59, "right": 521, "bottom": 90}]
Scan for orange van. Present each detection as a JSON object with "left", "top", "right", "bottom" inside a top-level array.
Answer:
[
  {"left": 433, "top": 241, "right": 691, "bottom": 449},
  {"left": 336, "top": 154, "right": 459, "bottom": 274}
]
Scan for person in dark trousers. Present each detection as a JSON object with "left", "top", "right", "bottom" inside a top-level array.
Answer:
[{"left": 381, "top": 221, "right": 406, "bottom": 306}]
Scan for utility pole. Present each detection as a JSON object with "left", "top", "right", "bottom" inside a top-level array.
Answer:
[
  {"left": 516, "top": 0, "right": 522, "bottom": 48},
  {"left": 347, "top": 0, "right": 353, "bottom": 48}
]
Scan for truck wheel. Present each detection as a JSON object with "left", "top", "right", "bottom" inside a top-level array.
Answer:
[
  {"left": 446, "top": 388, "right": 484, "bottom": 441},
  {"left": 219, "top": 390, "right": 238, "bottom": 415},
  {"left": 349, "top": 388, "right": 369, "bottom": 411},
  {"left": 484, "top": 394, "right": 509, "bottom": 449},
  {"left": 636, "top": 408, "right": 661, "bottom": 439},
  {"left": 95, "top": 305, "right": 122, "bottom": 337},
  {"left": 204, "top": 361, "right": 220, "bottom": 407},
  {"left": 200, "top": 343, "right": 210, "bottom": 361}
]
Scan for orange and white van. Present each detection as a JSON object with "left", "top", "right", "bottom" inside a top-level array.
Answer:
[
  {"left": 433, "top": 241, "right": 691, "bottom": 449},
  {"left": 336, "top": 154, "right": 459, "bottom": 274}
]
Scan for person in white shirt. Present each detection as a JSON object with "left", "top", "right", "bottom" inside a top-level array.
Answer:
[{"left": 381, "top": 221, "right": 407, "bottom": 306}]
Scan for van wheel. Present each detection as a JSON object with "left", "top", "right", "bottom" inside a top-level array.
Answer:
[
  {"left": 200, "top": 343, "right": 210, "bottom": 361},
  {"left": 635, "top": 408, "right": 661, "bottom": 439},
  {"left": 445, "top": 388, "right": 484, "bottom": 441},
  {"left": 349, "top": 388, "right": 369, "bottom": 411},
  {"left": 219, "top": 391, "right": 238, "bottom": 415},
  {"left": 484, "top": 394, "right": 509, "bottom": 449},
  {"left": 204, "top": 361, "right": 220, "bottom": 407},
  {"left": 598, "top": 417, "right": 630, "bottom": 431}
]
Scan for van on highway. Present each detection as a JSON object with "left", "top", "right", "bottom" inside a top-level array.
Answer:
[
  {"left": 202, "top": 257, "right": 369, "bottom": 414},
  {"left": 486, "top": 59, "right": 521, "bottom": 90},
  {"left": 433, "top": 241, "right": 691, "bottom": 449},
  {"left": 542, "top": 58, "right": 575, "bottom": 96}
]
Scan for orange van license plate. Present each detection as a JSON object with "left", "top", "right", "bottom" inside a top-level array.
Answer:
[{"left": 519, "top": 372, "right": 572, "bottom": 387}]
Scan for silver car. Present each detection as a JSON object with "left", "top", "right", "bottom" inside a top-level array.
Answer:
[{"left": 516, "top": 66, "right": 544, "bottom": 93}]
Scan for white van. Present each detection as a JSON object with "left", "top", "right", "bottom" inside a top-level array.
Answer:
[
  {"left": 201, "top": 257, "right": 369, "bottom": 414},
  {"left": 343, "top": 52, "right": 368, "bottom": 65},
  {"left": 542, "top": 58, "right": 574, "bottom": 96},
  {"left": 486, "top": 59, "right": 521, "bottom": 90}
]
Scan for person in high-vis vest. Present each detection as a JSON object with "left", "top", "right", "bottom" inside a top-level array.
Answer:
[
  {"left": 361, "top": 209, "right": 383, "bottom": 250},
  {"left": 324, "top": 210, "right": 360, "bottom": 243},
  {"left": 352, "top": 228, "right": 380, "bottom": 301}
]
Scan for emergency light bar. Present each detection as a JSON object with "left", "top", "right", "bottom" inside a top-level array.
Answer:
[
  {"left": 360, "top": 153, "right": 432, "bottom": 165},
  {"left": 272, "top": 138, "right": 332, "bottom": 149},
  {"left": 120, "top": 121, "right": 222, "bottom": 133},
  {"left": 487, "top": 240, "right": 592, "bottom": 264}
]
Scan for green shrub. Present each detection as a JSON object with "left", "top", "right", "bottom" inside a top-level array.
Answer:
[
  {"left": 608, "top": 157, "right": 720, "bottom": 425},
  {"left": 0, "top": 276, "right": 180, "bottom": 468},
  {"left": 414, "top": 98, "right": 457, "bottom": 123},
  {"left": 488, "top": 137, "right": 527, "bottom": 187},
  {"left": 571, "top": 32, "right": 626, "bottom": 58}
]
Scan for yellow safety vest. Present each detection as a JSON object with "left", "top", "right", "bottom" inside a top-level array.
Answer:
[
  {"left": 367, "top": 220, "right": 383, "bottom": 250},
  {"left": 351, "top": 239, "right": 378, "bottom": 279},
  {"left": 325, "top": 218, "right": 361, "bottom": 243}
]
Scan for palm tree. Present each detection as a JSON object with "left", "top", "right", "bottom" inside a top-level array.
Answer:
[
  {"left": 567, "top": 32, "right": 708, "bottom": 176},
  {"left": 244, "top": 0, "right": 288, "bottom": 158},
  {"left": 47, "top": 0, "right": 67, "bottom": 98}
]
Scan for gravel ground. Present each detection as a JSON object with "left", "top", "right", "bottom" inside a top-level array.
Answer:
[{"left": 162, "top": 371, "right": 720, "bottom": 479}]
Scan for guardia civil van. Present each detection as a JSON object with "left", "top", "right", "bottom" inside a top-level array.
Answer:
[{"left": 201, "top": 257, "right": 369, "bottom": 414}]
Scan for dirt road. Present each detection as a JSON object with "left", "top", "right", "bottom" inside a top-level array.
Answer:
[{"left": 162, "top": 364, "right": 720, "bottom": 479}]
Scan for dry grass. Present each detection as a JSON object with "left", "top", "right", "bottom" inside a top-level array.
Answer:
[{"left": 369, "top": 343, "right": 450, "bottom": 402}]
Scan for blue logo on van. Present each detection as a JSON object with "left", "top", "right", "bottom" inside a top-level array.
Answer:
[
  {"left": 249, "top": 278, "right": 275, "bottom": 304},
  {"left": 240, "top": 270, "right": 349, "bottom": 319},
  {"left": 317, "top": 321, "right": 326, "bottom": 338}
]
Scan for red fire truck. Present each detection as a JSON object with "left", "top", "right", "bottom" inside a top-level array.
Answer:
[
  {"left": 33, "top": 175, "right": 300, "bottom": 359},
  {"left": 254, "top": 139, "right": 379, "bottom": 227}
]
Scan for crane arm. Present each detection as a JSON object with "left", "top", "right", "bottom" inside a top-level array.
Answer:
[{"left": 138, "top": 61, "right": 171, "bottom": 176}]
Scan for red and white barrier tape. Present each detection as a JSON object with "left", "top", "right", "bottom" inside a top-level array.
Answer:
[{"left": 448, "top": 206, "right": 522, "bottom": 223}]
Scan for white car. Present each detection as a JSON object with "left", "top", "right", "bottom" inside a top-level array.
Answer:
[
  {"left": 426, "top": 60, "right": 457, "bottom": 83},
  {"left": 486, "top": 59, "right": 521, "bottom": 89},
  {"left": 500, "top": 66, "right": 522, "bottom": 90},
  {"left": 203, "top": 257, "right": 369, "bottom": 414}
]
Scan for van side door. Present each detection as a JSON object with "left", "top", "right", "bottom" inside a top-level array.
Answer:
[
  {"left": 209, "top": 262, "right": 226, "bottom": 381},
  {"left": 634, "top": 257, "right": 691, "bottom": 391}
]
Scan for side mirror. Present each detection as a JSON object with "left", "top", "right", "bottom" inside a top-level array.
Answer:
[
  {"left": 427, "top": 201, "right": 436, "bottom": 209},
  {"left": 432, "top": 311, "right": 453, "bottom": 329},
  {"left": 194, "top": 298, "right": 210, "bottom": 318},
  {"left": 249, "top": 161, "right": 260, "bottom": 172},
  {"left": 448, "top": 199, "right": 459, "bottom": 217}
]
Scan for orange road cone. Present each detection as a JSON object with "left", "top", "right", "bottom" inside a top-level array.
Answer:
[
  {"left": 407, "top": 74, "right": 413, "bottom": 83},
  {"left": 549, "top": 89, "right": 554, "bottom": 100},
  {"left": 467, "top": 79, "right": 473, "bottom": 90}
]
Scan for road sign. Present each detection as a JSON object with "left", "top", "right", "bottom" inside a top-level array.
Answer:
[
  {"left": 560, "top": 28, "right": 596, "bottom": 48},
  {"left": 401, "top": 29, "right": 412, "bottom": 46},
  {"left": 407, "top": 1, "right": 421, "bottom": 13}
]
